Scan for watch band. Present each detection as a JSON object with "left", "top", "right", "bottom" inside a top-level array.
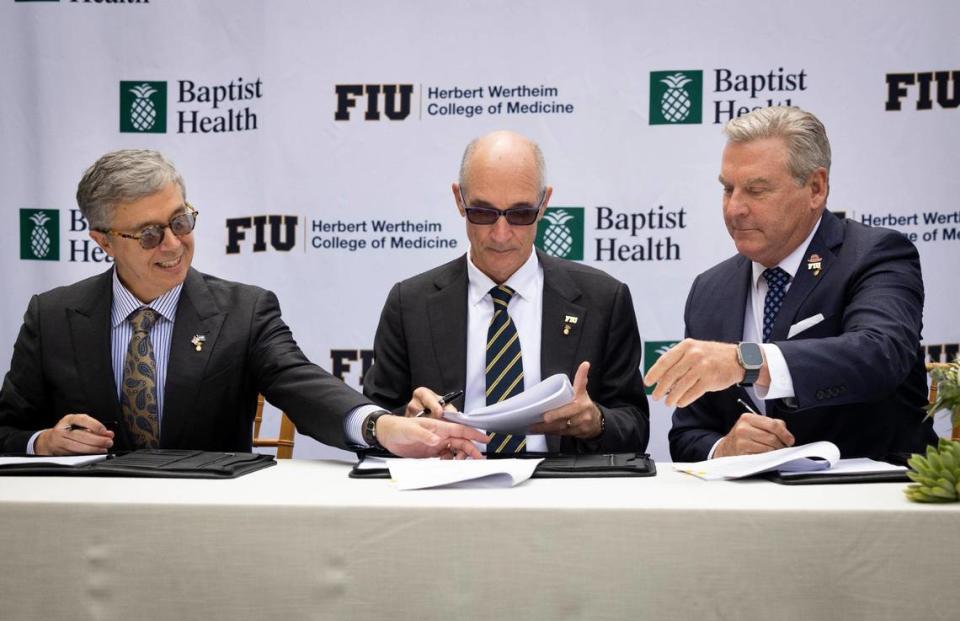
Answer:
[{"left": 362, "top": 411, "right": 389, "bottom": 450}]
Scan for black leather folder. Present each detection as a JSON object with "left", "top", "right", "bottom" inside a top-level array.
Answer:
[
  {"left": 350, "top": 452, "right": 656, "bottom": 479},
  {"left": 0, "top": 449, "right": 275, "bottom": 479}
]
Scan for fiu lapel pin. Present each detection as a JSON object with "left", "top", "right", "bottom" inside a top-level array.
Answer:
[
  {"left": 806, "top": 253, "right": 823, "bottom": 277},
  {"left": 190, "top": 334, "right": 206, "bottom": 352},
  {"left": 562, "top": 314, "right": 579, "bottom": 336}
]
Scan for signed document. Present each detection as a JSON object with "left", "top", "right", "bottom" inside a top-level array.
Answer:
[{"left": 442, "top": 373, "right": 574, "bottom": 433}]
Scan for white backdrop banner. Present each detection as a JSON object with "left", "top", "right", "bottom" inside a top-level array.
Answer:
[{"left": 1, "top": 0, "right": 957, "bottom": 460}]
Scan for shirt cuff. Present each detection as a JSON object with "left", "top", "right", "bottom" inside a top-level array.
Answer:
[
  {"left": 344, "top": 404, "right": 389, "bottom": 447},
  {"left": 707, "top": 437, "right": 723, "bottom": 459},
  {"left": 757, "top": 343, "right": 795, "bottom": 400},
  {"left": 27, "top": 430, "right": 43, "bottom": 455}
]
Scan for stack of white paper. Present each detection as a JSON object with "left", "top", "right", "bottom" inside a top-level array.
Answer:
[
  {"left": 442, "top": 373, "right": 573, "bottom": 432},
  {"left": 384, "top": 458, "right": 543, "bottom": 490}
]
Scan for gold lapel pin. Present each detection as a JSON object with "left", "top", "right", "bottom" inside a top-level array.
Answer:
[
  {"left": 562, "top": 314, "right": 579, "bottom": 336},
  {"left": 806, "top": 253, "right": 823, "bottom": 277},
  {"left": 190, "top": 335, "right": 206, "bottom": 352}
]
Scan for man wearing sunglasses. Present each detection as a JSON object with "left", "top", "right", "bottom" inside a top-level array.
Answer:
[
  {"left": 0, "top": 149, "right": 488, "bottom": 457},
  {"left": 363, "top": 131, "right": 649, "bottom": 455}
]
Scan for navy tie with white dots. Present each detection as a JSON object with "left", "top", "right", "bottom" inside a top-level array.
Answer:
[{"left": 761, "top": 267, "right": 791, "bottom": 343}]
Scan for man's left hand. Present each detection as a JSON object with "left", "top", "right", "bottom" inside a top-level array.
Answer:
[
  {"left": 529, "top": 361, "right": 603, "bottom": 439},
  {"left": 376, "top": 416, "right": 490, "bottom": 459},
  {"left": 644, "top": 338, "right": 760, "bottom": 407}
]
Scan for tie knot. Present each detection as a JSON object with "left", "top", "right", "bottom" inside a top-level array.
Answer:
[
  {"left": 129, "top": 307, "right": 159, "bottom": 334},
  {"left": 762, "top": 267, "right": 791, "bottom": 291},
  {"left": 489, "top": 285, "right": 516, "bottom": 307}
]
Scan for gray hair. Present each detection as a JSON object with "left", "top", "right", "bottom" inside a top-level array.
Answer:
[
  {"left": 76, "top": 149, "right": 186, "bottom": 230},
  {"left": 458, "top": 132, "right": 547, "bottom": 195},
  {"left": 723, "top": 106, "right": 831, "bottom": 186}
]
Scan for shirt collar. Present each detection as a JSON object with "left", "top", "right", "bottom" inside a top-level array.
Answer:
[
  {"left": 467, "top": 247, "right": 540, "bottom": 307},
  {"left": 751, "top": 215, "right": 823, "bottom": 288},
  {"left": 111, "top": 270, "right": 184, "bottom": 328}
]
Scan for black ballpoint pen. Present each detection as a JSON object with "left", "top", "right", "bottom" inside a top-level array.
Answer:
[{"left": 415, "top": 390, "right": 464, "bottom": 418}]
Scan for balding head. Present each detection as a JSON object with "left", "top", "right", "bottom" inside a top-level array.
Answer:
[
  {"left": 452, "top": 130, "right": 552, "bottom": 284},
  {"left": 458, "top": 130, "right": 546, "bottom": 196}
]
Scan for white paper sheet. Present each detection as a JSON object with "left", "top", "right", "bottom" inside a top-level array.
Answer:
[
  {"left": 385, "top": 458, "right": 543, "bottom": 490},
  {"left": 674, "top": 441, "right": 841, "bottom": 480},
  {"left": 442, "top": 373, "right": 574, "bottom": 432},
  {"left": 778, "top": 457, "right": 906, "bottom": 478},
  {"left": 0, "top": 455, "right": 108, "bottom": 467}
]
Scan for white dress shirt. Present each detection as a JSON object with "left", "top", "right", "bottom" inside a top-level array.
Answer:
[
  {"left": 708, "top": 216, "right": 822, "bottom": 458},
  {"left": 464, "top": 248, "right": 547, "bottom": 452}
]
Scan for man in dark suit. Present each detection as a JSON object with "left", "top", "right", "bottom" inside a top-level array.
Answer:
[
  {"left": 645, "top": 106, "right": 936, "bottom": 461},
  {"left": 0, "top": 149, "right": 487, "bottom": 457},
  {"left": 363, "top": 131, "right": 649, "bottom": 455}
]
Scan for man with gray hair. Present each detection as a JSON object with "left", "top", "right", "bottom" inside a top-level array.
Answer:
[
  {"left": 363, "top": 130, "right": 649, "bottom": 455},
  {"left": 0, "top": 149, "right": 488, "bottom": 457},
  {"left": 646, "top": 106, "right": 935, "bottom": 461}
]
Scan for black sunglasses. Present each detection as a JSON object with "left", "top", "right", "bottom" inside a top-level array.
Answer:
[
  {"left": 459, "top": 189, "right": 545, "bottom": 226},
  {"left": 97, "top": 204, "right": 199, "bottom": 250}
]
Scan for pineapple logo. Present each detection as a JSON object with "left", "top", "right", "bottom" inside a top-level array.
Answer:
[
  {"left": 650, "top": 70, "right": 703, "bottom": 125},
  {"left": 20, "top": 209, "right": 60, "bottom": 261},
  {"left": 120, "top": 81, "right": 167, "bottom": 133},
  {"left": 536, "top": 207, "right": 584, "bottom": 260},
  {"left": 643, "top": 340, "right": 681, "bottom": 394}
]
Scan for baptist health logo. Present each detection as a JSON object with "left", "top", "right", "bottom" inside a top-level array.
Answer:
[
  {"left": 650, "top": 70, "right": 703, "bottom": 125},
  {"left": 120, "top": 81, "right": 167, "bottom": 133},
  {"left": 643, "top": 340, "right": 680, "bottom": 394},
  {"left": 20, "top": 209, "right": 59, "bottom": 261},
  {"left": 535, "top": 207, "right": 584, "bottom": 260}
]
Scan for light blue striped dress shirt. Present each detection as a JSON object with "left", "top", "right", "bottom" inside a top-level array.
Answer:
[{"left": 110, "top": 272, "right": 183, "bottom": 426}]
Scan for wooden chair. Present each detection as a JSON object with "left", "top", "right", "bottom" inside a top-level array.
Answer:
[
  {"left": 926, "top": 362, "right": 951, "bottom": 405},
  {"left": 252, "top": 394, "right": 296, "bottom": 459}
]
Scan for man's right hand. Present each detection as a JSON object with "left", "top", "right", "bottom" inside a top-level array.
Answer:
[
  {"left": 35, "top": 414, "right": 114, "bottom": 456},
  {"left": 713, "top": 413, "right": 795, "bottom": 458},
  {"left": 404, "top": 387, "right": 458, "bottom": 418}
]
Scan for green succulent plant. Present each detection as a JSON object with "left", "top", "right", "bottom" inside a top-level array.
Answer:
[{"left": 905, "top": 438, "right": 960, "bottom": 502}]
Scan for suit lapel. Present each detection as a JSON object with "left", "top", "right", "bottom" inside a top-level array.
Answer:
[
  {"left": 68, "top": 270, "right": 123, "bottom": 433},
  {"left": 770, "top": 211, "right": 843, "bottom": 341},
  {"left": 714, "top": 256, "right": 752, "bottom": 343},
  {"left": 160, "top": 269, "right": 225, "bottom": 447},
  {"left": 538, "top": 253, "right": 586, "bottom": 453},
  {"left": 426, "top": 258, "right": 468, "bottom": 393}
]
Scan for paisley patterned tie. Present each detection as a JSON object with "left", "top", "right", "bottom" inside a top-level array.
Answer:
[{"left": 121, "top": 307, "right": 160, "bottom": 449}]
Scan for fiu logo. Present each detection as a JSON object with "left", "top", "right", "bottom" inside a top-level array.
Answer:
[
  {"left": 226, "top": 215, "right": 298, "bottom": 254},
  {"left": 886, "top": 71, "right": 959, "bottom": 111},
  {"left": 331, "top": 349, "right": 375, "bottom": 388},
  {"left": 334, "top": 84, "right": 413, "bottom": 121}
]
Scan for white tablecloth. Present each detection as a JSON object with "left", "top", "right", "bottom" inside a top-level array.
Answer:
[{"left": 1, "top": 459, "right": 957, "bottom": 620}]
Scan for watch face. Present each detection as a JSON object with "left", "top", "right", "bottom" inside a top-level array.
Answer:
[{"left": 739, "top": 342, "right": 764, "bottom": 367}]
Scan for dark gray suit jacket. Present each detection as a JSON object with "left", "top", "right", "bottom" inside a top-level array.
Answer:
[
  {"left": 363, "top": 251, "right": 649, "bottom": 453},
  {"left": 0, "top": 268, "right": 370, "bottom": 453},
  {"left": 669, "top": 210, "right": 936, "bottom": 461}
]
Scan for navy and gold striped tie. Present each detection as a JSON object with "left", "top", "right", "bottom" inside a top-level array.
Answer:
[{"left": 485, "top": 285, "right": 526, "bottom": 454}]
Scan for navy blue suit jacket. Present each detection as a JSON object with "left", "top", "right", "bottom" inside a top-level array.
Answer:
[{"left": 669, "top": 210, "right": 936, "bottom": 462}]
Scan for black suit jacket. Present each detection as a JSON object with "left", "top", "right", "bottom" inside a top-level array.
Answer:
[
  {"left": 669, "top": 210, "right": 936, "bottom": 461},
  {"left": 0, "top": 268, "right": 371, "bottom": 453},
  {"left": 363, "top": 251, "right": 649, "bottom": 453}
]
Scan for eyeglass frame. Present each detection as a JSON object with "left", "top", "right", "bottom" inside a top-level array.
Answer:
[
  {"left": 457, "top": 187, "right": 546, "bottom": 226},
  {"left": 94, "top": 203, "right": 199, "bottom": 250}
]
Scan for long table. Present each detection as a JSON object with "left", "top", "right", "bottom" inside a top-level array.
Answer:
[{"left": 1, "top": 459, "right": 958, "bottom": 620}]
